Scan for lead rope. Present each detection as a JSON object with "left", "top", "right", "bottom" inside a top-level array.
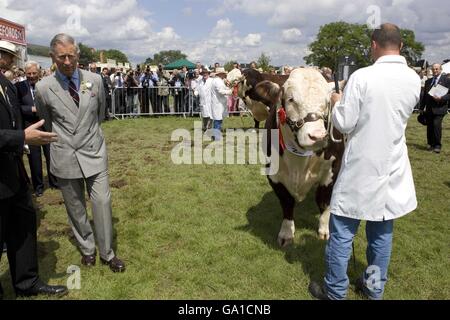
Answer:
[
  {"left": 326, "top": 99, "right": 343, "bottom": 144},
  {"left": 326, "top": 98, "right": 355, "bottom": 270}
]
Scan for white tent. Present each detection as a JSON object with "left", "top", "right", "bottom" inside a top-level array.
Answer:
[{"left": 442, "top": 62, "right": 450, "bottom": 74}]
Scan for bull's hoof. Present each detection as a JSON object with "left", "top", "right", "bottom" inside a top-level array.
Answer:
[{"left": 277, "top": 236, "right": 294, "bottom": 247}]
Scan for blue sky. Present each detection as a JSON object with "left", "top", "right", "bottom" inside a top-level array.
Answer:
[{"left": 1, "top": 0, "right": 449, "bottom": 67}]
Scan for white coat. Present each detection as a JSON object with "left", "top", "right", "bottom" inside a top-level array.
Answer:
[
  {"left": 211, "top": 77, "right": 232, "bottom": 121},
  {"left": 330, "top": 55, "right": 421, "bottom": 221},
  {"left": 198, "top": 77, "right": 213, "bottom": 118}
]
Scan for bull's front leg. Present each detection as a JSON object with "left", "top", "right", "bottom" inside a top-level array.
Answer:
[
  {"left": 318, "top": 207, "right": 331, "bottom": 240},
  {"left": 269, "top": 179, "right": 296, "bottom": 247},
  {"left": 315, "top": 185, "right": 332, "bottom": 240}
]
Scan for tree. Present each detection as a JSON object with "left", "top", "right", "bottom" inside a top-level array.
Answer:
[
  {"left": 224, "top": 60, "right": 238, "bottom": 72},
  {"left": 144, "top": 50, "right": 187, "bottom": 66},
  {"left": 257, "top": 53, "right": 272, "bottom": 72},
  {"left": 78, "top": 43, "right": 98, "bottom": 66},
  {"left": 101, "top": 49, "right": 129, "bottom": 63},
  {"left": 400, "top": 29, "right": 425, "bottom": 66},
  {"left": 304, "top": 22, "right": 371, "bottom": 69},
  {"left": 304, "top": 22, "right": 425, "bottom": 69}
]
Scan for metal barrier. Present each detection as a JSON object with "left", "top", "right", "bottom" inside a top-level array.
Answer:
[
  {"left": 110, "top": 86, "right": 248, "bottom": 119},
  {"left": 111, "top": 86, "right": 201, "bottom": 119}
]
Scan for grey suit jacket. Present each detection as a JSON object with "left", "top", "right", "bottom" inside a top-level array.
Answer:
[{"left": 35, "top": 69, "right": 108, "bottom": 179}]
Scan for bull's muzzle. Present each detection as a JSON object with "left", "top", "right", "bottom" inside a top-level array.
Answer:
[{"left": 308, "top": 129, "right": 329, "bottom": 142}]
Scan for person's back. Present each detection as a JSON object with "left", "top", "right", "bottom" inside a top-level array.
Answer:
[
  {"left": 332, "top": 56, "right": 421, "bottom": 221},
  {"left": 309, "top": 23, "right": 423, "bottom": 301}
]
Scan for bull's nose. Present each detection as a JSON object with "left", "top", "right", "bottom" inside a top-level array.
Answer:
[{"left": 309, "top": 130, "right": 328, "bottom": 142}]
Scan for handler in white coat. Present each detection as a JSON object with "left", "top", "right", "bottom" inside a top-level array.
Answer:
[
  {"left": 210, "top": 67, "right": 232, "bottom": 141},
  {"left": 309, "top": 23, "right": 421, "bottom": 301},
  {"left": 198, "top": 68, "right": 213, "bottom": 131}
]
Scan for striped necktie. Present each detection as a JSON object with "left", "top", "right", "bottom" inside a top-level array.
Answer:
[
  {"left": 68, "top": 77, "right": 80, "bottom": 108},
  {"left": 432, "top": 77, "right": 438, "bottom": 87}
]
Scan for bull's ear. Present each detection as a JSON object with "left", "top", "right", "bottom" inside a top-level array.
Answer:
[{"left": 255, "top": 80, "right": 282, "bottom": 105}]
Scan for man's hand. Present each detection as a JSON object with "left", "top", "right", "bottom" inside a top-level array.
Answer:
[
  {"left": 24, "top": 120, "right": 58, "bottom": 146},
  {"left": 331, "top": 93, "right": 342, "bottom": 107},
  {"left": 433, "top": 95, "right": 442, "bottom": 102}
]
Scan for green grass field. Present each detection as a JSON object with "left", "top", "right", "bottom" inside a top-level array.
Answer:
[{"left": 1, "top": 115, "right": 449, "bottom": 300}]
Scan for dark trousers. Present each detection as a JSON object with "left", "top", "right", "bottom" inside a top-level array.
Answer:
[
  {"left": 141, "top": 89, "right": 150, "bottom": 114},
  {"left": 105, "top": 95, "right": 112, "bottom": 120},
  {"left": 157, "top": 96, "right": 169, "bottom": 114},
  {"left": 27, "top": 144, "right": 57, "bottom": 192},
  {"left": 0, "top": 185, "right": 39, "bottom": 291},
  {"left": 174, "top": 92, "right": 183, "bottom": 113},
  {"left": 426, "top": 113, "right": 445, "bottom": 148}
]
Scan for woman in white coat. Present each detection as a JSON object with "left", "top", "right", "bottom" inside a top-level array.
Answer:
[
  {"left": 210, "top": 68, "right": 232, "bottom": 141},
  {"left": 198, "top": 68, "right": 213, "bottom": 132}
]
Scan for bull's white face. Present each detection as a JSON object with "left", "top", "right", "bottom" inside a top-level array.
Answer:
[{"left": 282, "top": 68, "right": 331, "bottom": 151}]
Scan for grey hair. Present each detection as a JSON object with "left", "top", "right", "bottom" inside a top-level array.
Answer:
[
  {"left": 50, "top": 33, "right": 80, "bottom": 54},
  {"left": 24, "top": 60, "right": 40, "bottom": 71}
]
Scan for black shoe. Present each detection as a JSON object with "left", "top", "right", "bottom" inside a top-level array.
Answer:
[
  {"left": 100, "top": 256, "right": 126, "bottom": 273},
  {"left": 35, "top": 188, "right": 44, "bottom": 197},
  {"left": 354, "top": 278, "right": 373, "bottom": 300},
  {"left": 16, "top": 281, "right": 68, "bottom": 298},
  {"left": 308, "top": 281, "right": 331, "bottom": 300},
  {"left": 81, "top": 253, "right": 96, "bottom": 267},
  {"left": 433, "top": 147, "right": 441, "bottom": 154}
]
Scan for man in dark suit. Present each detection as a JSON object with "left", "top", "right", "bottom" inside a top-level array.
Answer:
[
  {"left": 0, "top": 40, "right": 67, "bottom": 299},
  {"left": 419, "top": 63, "right": 450, "bottom": 153},
  {"left": 16, "top": 61, "right": 58, "bottom": 196}
]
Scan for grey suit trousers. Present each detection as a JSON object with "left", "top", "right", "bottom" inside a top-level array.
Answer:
[{"left": 58, "top": 170, "right": 115, "bottom": 261}]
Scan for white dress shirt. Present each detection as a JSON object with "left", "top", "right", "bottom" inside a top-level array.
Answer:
[{"left": 330, "top": 55, "right": 421, "bottom": 221}]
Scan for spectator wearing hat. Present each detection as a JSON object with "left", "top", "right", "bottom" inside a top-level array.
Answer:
[
  {"left": 198, "top": 68, "right": 213, "bottom": 131},
  {"left": 210, "top": 67, "right": 232, "bottom": 141},
  {"left": 0, "top": 39, "right": 68, "bottom": 298}
]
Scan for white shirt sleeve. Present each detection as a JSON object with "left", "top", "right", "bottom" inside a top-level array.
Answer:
[
  {"left": 211, "top": 78, "right": 231, "bottom": 96},
  {"left": 332, "top": 72, "right": 362, "bottom": 134}
]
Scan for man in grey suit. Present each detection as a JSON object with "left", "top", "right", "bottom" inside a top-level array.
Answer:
[{"left": 35, "top": 34, "right": 125, "bottom": 273}]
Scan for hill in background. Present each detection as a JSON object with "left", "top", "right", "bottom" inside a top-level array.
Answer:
[{"left": 27, "top": 43, "right": 50, "bottom": 57}]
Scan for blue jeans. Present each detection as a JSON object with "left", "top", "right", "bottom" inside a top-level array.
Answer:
[
  {"left": 324, "top": 214, "right": 393, "bottom": 300},
  {"left": 212, "top": 120, "right": 223, "bottom": 141}
]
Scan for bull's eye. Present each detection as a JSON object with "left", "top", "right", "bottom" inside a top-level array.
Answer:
[{"left": 288, "top": 98, "right": 295, "bottom": 104}]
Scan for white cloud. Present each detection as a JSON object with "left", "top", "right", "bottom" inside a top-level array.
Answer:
[
  {"left": 281, "top": 28, "right": 302, "bottom": 43},
  {"left": 243, "top": 33, "right": 262, "bottom": 47},
  {"left": 215, "top": 0, "right": 450, "bottom": 64},
  {"left": 156, "top": 27, "right": 180, "bottom": 41},
  {"left": 2, "top": 0, "right": 450, "bottom": 66}
]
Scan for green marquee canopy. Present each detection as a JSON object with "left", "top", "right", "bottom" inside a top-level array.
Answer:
[{"left": 164, "top": 58, "right": 196, "bottom": 70}]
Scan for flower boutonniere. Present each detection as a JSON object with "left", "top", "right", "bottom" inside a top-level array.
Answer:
[
  {"left": 80, "top": 81, "right": 93, "bottom": 93},
  {"left": 80, "top": 81, "right": 96, "bottom": 97}
]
